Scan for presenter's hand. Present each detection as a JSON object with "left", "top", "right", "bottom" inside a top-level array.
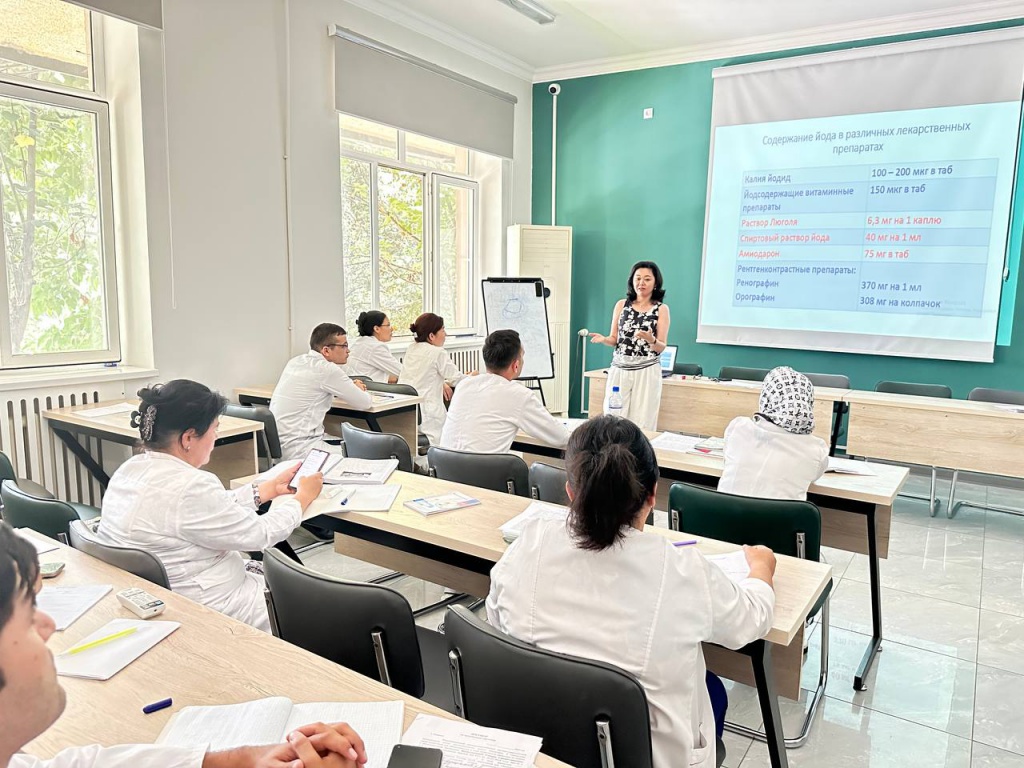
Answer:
[
  {"left": 588, "top": 333, "right": 607, "bottom": 345},
  {"left": 353, "top": 380, "right": 368, "bottom": 392},
  {"left": 635, "top": 329, "right": 656, "bottom": 345},
  {"left": 294, "top": 472, "right": 324, "bottom": 509}
]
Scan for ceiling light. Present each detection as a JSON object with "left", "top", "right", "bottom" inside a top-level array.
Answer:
[{"left": 495, "top": 0, "right": 556, "bottom": 25}]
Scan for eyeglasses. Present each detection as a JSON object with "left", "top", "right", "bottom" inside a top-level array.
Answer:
[{"left": 326, "top": 343, "right": 349, "bottom": 349}]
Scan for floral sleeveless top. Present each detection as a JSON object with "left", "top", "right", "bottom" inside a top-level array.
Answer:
[{"left": 612, "top": 302, "right": 661, "bottom": 370}]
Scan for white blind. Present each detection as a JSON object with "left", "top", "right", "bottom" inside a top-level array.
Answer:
[
  {"left": 332, "top": 27, "right": 516, "bottom": 159},
  {"left": 66, "top": 0, "right": 162, "bottom": 29}
]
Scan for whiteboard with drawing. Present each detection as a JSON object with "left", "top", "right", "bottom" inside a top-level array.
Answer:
[{"left": 482, "top": 278, "right": 554, "bottom": 380}]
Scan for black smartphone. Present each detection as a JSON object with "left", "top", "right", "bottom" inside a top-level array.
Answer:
[
  {"left": 386, "top": 745, "right": 443, "bottom": 768},
  {"left": 288, "top": 448, "right": 330, "bottom": 491}
]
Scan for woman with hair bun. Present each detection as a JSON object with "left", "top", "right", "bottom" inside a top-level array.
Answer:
[
  {"left": 487, "top": 415, "right": 778, "bottom": 768},
  {"left": 99, "top": 379, "right": 323, "bottom": 632},
  {"left": 346, "top": 310, "right": 401, "bottom": 383},
  {"left": 397, "top": 312, "right": 474, "bottom": 446}
]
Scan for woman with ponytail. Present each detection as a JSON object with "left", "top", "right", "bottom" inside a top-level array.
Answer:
[
  {"left": 487, "top": 415, "right": 778, "bottom": 768},
  {"left": 346, "top": 310, "right": 401, "bottom": 383}
]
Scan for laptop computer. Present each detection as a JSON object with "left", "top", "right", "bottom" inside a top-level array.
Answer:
[{"left": 659, "top": 345, "right": 678, "bottom": 378}]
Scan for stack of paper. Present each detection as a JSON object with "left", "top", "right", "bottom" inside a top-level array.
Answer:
[
  {"left": 650, "top": 432, "right": 703, "bottom": 454},
  {"left": 402, "top": 714, "right": 542, "bottom": 768},
  {"left": 56, "top": 618, "right": 180, "bottom": 680},
  {"left": 14, "top": 528, "right": 58, "bottom": 555},
  {"left": 325, "top": 458, "right": 399, "bottom": 485},
  {"left": 560, "top": 418, "right": 588, "bottom": 432},
  {"left": 38, "top": 584, "right": 112, "bottom": 630},
  {"left": 76, "top": 402, "right": 138, "bottom": 419},
  {"left": 826, "top": 457, "right": 877, "bottom": 476},
  {"left": 706, "top": 551, "right": 751, "bottom": 583},
  {"left": 499, "top": 501, "right": 569, "bottom": 543},
  {"left": 322, "top": 484, "right": 402, "bottom": 514}
]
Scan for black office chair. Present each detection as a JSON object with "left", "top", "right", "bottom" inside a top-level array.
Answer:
[
  {"left": 349, "top": 375, "right": 373, "bottom": 385},
  {"left": 68, "top": 520, "right": 171, "bottom": 589},
  {"left": 0, "top": 450, "right": 100, "bottom": 520},
  {"left": 0, "top": 480, "right": 92, "bottom": 543},
  {"left": 674, "top": 362, "right": 703, "bottom": 376},
  {"left": 873, "top": 380, "right": 953, "bottom": 515},
  {"left": 365, "top": 381, "right": 430, "bottom": 456},
  {"left": 262, "top": 548, "right": 454, "bottom": 712},
  {"left": 445, "top": 605, "right": 660, "bottom": 768},
  {"left": 341, "top": 423, "right": 414, "bottom": 473},
  {"left": 718, "top": 366, "right": 769, "bottom": 382},
  {"left": 427, "top": 447, "right": 529, "bottom": 497},
  {"left": 668, "top": 482, "right": 830, "bottom": 748},
  {"left": 224, "top": 404, "right": 281, "bottom": 472},
  {"left": 947, "top": 387, "right": 1024, "bottom": 519},
  {"left": 528, "top": 462, "right": 569, "bottom": 505}
]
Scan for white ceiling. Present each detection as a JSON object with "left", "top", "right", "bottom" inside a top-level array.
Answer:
[{"left": 347, "top": 0, "right": 1024, "bottom": 81}]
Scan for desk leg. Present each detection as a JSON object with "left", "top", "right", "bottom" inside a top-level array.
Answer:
[
  {"left": 828, "top": 403, "right": 844, "bottom": 457},
  {"left": 854, "top": 506, "right": 883, "bottom": 691},
  {"left": 51, "top": 428, "right": 110, "bottom": 489},
  {"left": 751, "top": 640, "right": 788, "bottom": 768}
]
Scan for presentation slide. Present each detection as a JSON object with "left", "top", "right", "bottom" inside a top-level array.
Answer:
[{"left": 699, "top": 101, "right": 1020, "bottom": 359}]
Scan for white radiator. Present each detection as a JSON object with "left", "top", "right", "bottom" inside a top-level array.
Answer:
[
  {"left": 393, "top": 342, "right": 484, "bottom": 375},
  {"left": 0, "top": 380, "right": 129, "bottom": 506}
]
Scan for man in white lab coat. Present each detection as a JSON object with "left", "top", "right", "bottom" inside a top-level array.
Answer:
[
  {"left": 270, "top": 323, "right": 373, "bottom": 460},
  {"left": 0, "top": 523, "right": 366, "bottom": 768},
  {"left": 439, "top": 329, "right": 570, "bottom": 454}
]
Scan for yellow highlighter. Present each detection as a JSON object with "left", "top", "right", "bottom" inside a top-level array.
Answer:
[{"left": 65, "top": 626, "right": 138, "bottom": 655}]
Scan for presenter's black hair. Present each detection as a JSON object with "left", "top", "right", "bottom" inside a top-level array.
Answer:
[
  {"left": 356, "top": 311, "right": 388, "bottom": 338},
  {"left": 136, "top": 379, "right": 228, "bottom": 449},
  {"left": 566, "top": 415, "right": 659, "bottom": 551},
  {"left": 0, "top": 522, "right": 40, "bottom": 686},
  {"left": 310, "top": 323, "right": 346, "bottom": 350},
  {"left": 625, "top": 261, "right": 666, "bottom": 303},
  {"left": 483, "top": 329, "right": 522, "bottom": 371}
]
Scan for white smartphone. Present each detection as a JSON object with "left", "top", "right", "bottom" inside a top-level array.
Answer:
[{"left": 288, "top": 448, "right": 330, "bottom": 491}]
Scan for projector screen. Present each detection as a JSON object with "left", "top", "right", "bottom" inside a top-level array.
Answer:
[{"left": 697, "top": 29, "right": 1024, "bottom": 362}]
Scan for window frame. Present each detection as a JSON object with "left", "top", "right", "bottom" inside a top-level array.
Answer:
[
  {"left": 0, "top": 77, "right": 121, "bottom": 368},
  {"left": 340, "top": 119, "right": 480, "bottom": 336}
]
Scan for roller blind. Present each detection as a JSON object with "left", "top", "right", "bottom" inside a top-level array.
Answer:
[
  {"left": 331, "top": 27, "right": 516, "bottom": 159},
  {"left": 66, "top": 0, "right": 162, "bottom": 29}
]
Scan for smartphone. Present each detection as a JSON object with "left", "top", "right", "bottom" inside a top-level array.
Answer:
[
  {"left": 288, "top": 448, "right": 330, "bottom": 491},
  {"left": 41, "top": 562, "right": 65, "bottom": 578},
  {"left": 386, "top": 745, "right": 442, "bottom": 768}
]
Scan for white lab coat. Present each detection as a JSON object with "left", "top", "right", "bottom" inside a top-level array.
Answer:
[
  {"left": 345, "top": 336, "right": 401, "bottom": 383},
  {"left": 488, "top": 518, "right": 775, "bottom": 768},
  {"left": 99, "top": 452, "right": 302, "bottom": 632},
  {"left": 270, "top": 350, "right": 373, "bottom": 460},
  {"left": 397, "top": 343, "right": 466, "bottom": 446},
  {"left": 439, "top": 373, "right": 570, "bottom": 454},
  {"left": 11, "top": 744, "right": 204, "bottom": 768},
  {"left": 718, "top": 417, "right": 830, "bottom": 501}
]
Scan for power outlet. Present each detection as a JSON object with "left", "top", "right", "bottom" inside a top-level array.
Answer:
[{"left": 643, "top": 107, "right": 654, "bottom": 120}]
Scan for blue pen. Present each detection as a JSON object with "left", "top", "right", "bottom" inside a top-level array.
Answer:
[
  {"left": 143, "top": 697, "right": 172, "bottom": 714},
  {"left": 673, "top": 539, "right": 698, "bottom": 547}
]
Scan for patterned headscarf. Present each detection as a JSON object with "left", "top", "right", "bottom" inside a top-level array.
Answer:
[{"left": 757, "top": 366, "right": 815, "bottom": 435}]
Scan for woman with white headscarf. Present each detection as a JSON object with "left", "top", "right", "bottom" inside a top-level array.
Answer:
[{"left": 717, "top": 366, "right": 829, "bottom": 501}]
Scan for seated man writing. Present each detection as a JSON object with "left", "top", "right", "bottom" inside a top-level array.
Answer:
[
  {"left": 271, "top": 323, "right": 373, "bottom": 460},
  {"left": 440, "top": 329, "right": 570, "bottom": 454}
]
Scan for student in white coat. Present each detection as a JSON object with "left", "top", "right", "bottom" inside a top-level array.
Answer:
[
  {"left": 487, "top": 415, "right": 777, "bottom": 768},
  {"left": 397, "top": 313, "right": 473, "bottom": 447},
  {"left": 99, "top": 381, "right": 324, "bottom": 633},
  {"left": 270, "top": 323, "right": 373, "bottom": 460},
  {"left": 439, "top": 329, "right": 569, "bottom": 454},
  {"left": 345, "top": 311, "right": 401, "bottom": 384},
  {"left": 0, "top": 523, "right": 368, "bottom": 768},
  {"left": 718, "top": 366, "right": 829, "bottom": 501}
]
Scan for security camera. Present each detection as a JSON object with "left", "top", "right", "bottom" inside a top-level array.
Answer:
[{"left": 548, "top": 83, "right": 561, "bottom": 95}]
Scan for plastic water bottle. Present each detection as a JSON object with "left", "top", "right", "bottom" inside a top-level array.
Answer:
[{"left": 607, "top": 386, "right": 623, "bottom": 417}]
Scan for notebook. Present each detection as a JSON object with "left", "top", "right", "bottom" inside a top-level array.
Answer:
[
  {"left": 325, "top": 458, "right": 399, "bottom": 485},
  {"left": 159, "top": 697, "right": 404, "bottom": 768},
  {"left": 38, "top": 584, "right": 112, "bottom": 630},
  {"left": 499, "top": 501, "right": 569, "bottom": 543},
  {"left": 706, "top": 551, "right": 751, "bottom": 583},
  {"left": 14, "top": 528, "right": 59, "bottom": 555},
  {"left": 55, "top": 618, "right": 180, "bottom": 680},
  {"left": 323, "top": 484, "right": 402, "bottom": 513},
  {"left": 404, "top": 492, "right": 480, "bottom": 516}
]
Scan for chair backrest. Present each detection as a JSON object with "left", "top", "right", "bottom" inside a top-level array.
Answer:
[
  {"left": 350, "top": 375, "right": 373, "bottom": 385},
  {"left": 365, "top": 381, "right": 419, "bottom": 397},
  {"left": 445, "top": 605, "right": 654, "bottom": 768},
  {"left": 427, "top": 447, "right": 529, "bottom": 496},
  {"left": 673, "top": 362, "right": 703, "bottom": 376},
  {"left": 874, "top": 380, "right": 952, "bottom": 398},
  {"left": 68, "top": 520, "right": 171, "bottom": 589},
  {"left": 804, "top": 372, "right": 850, "bottom": 389},
  {"left": 529, "top": 462, "right": 569, "bottom": 505},
  {"left": 0, "top": 451, "right": 14, "bottom": 482},
  {"left": 0, "top": 480, "right": 79, "bottom": 541},
  {"left": 223, "top": 404, "right": 281, "bottom": 465},
  {"left": 718, "top": 366, "right": 769, "bottom": 382},
  {"left": 968, "top": 387, "right": 1024, "bottom": 406},
  {"left": 262, "top": 548, "right": 425, "bottom": 697},
  {"left": 668, "top": 482, "right": 822, "bottom": 561},
  {"left": 340, "top": 422, "right": 414, "bottom": 473}
]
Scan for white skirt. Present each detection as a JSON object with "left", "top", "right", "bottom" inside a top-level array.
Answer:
[{"left": 604, "top": 364, "right": 663, "bottom": 431}]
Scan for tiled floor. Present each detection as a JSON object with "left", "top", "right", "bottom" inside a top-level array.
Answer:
[{"left": 289, "top": 468, "right": 1024, "bottom": 768}]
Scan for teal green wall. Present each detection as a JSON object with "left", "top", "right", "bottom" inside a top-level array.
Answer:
[{"left": 533, "top": 21, "right": 1024, "bottom": 413}]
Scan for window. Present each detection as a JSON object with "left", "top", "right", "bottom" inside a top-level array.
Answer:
[
  {"left": 0, "top": 2, "right": 119, "bottom": 369},
  {"left": 340, "top": 114, "right": 479, "bottom": 336}
]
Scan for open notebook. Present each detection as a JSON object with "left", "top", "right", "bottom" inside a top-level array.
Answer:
[
  {"left": 55, "top": 618, "right": 179, "bottom": 680},
  {"left": 159, "top": 697, "right": 404, "bottom": 768}
]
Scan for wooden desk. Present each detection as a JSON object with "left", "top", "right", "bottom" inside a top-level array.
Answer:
[
  {"left": 235, "top": 384, "right": 422, "bottom": 456},
  {"left": 43, "top": 400, "right": 263, "bottom": 489},
  {"left": 584, "top": 369, "right": 847, "bottom": 445},
  {"left": 23, "top": 531, "right": 568, "bottom": 768}
]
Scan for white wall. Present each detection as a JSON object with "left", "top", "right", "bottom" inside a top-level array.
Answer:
[{"left": 137, "top": 0, "right": 533, "bottom": 394}]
